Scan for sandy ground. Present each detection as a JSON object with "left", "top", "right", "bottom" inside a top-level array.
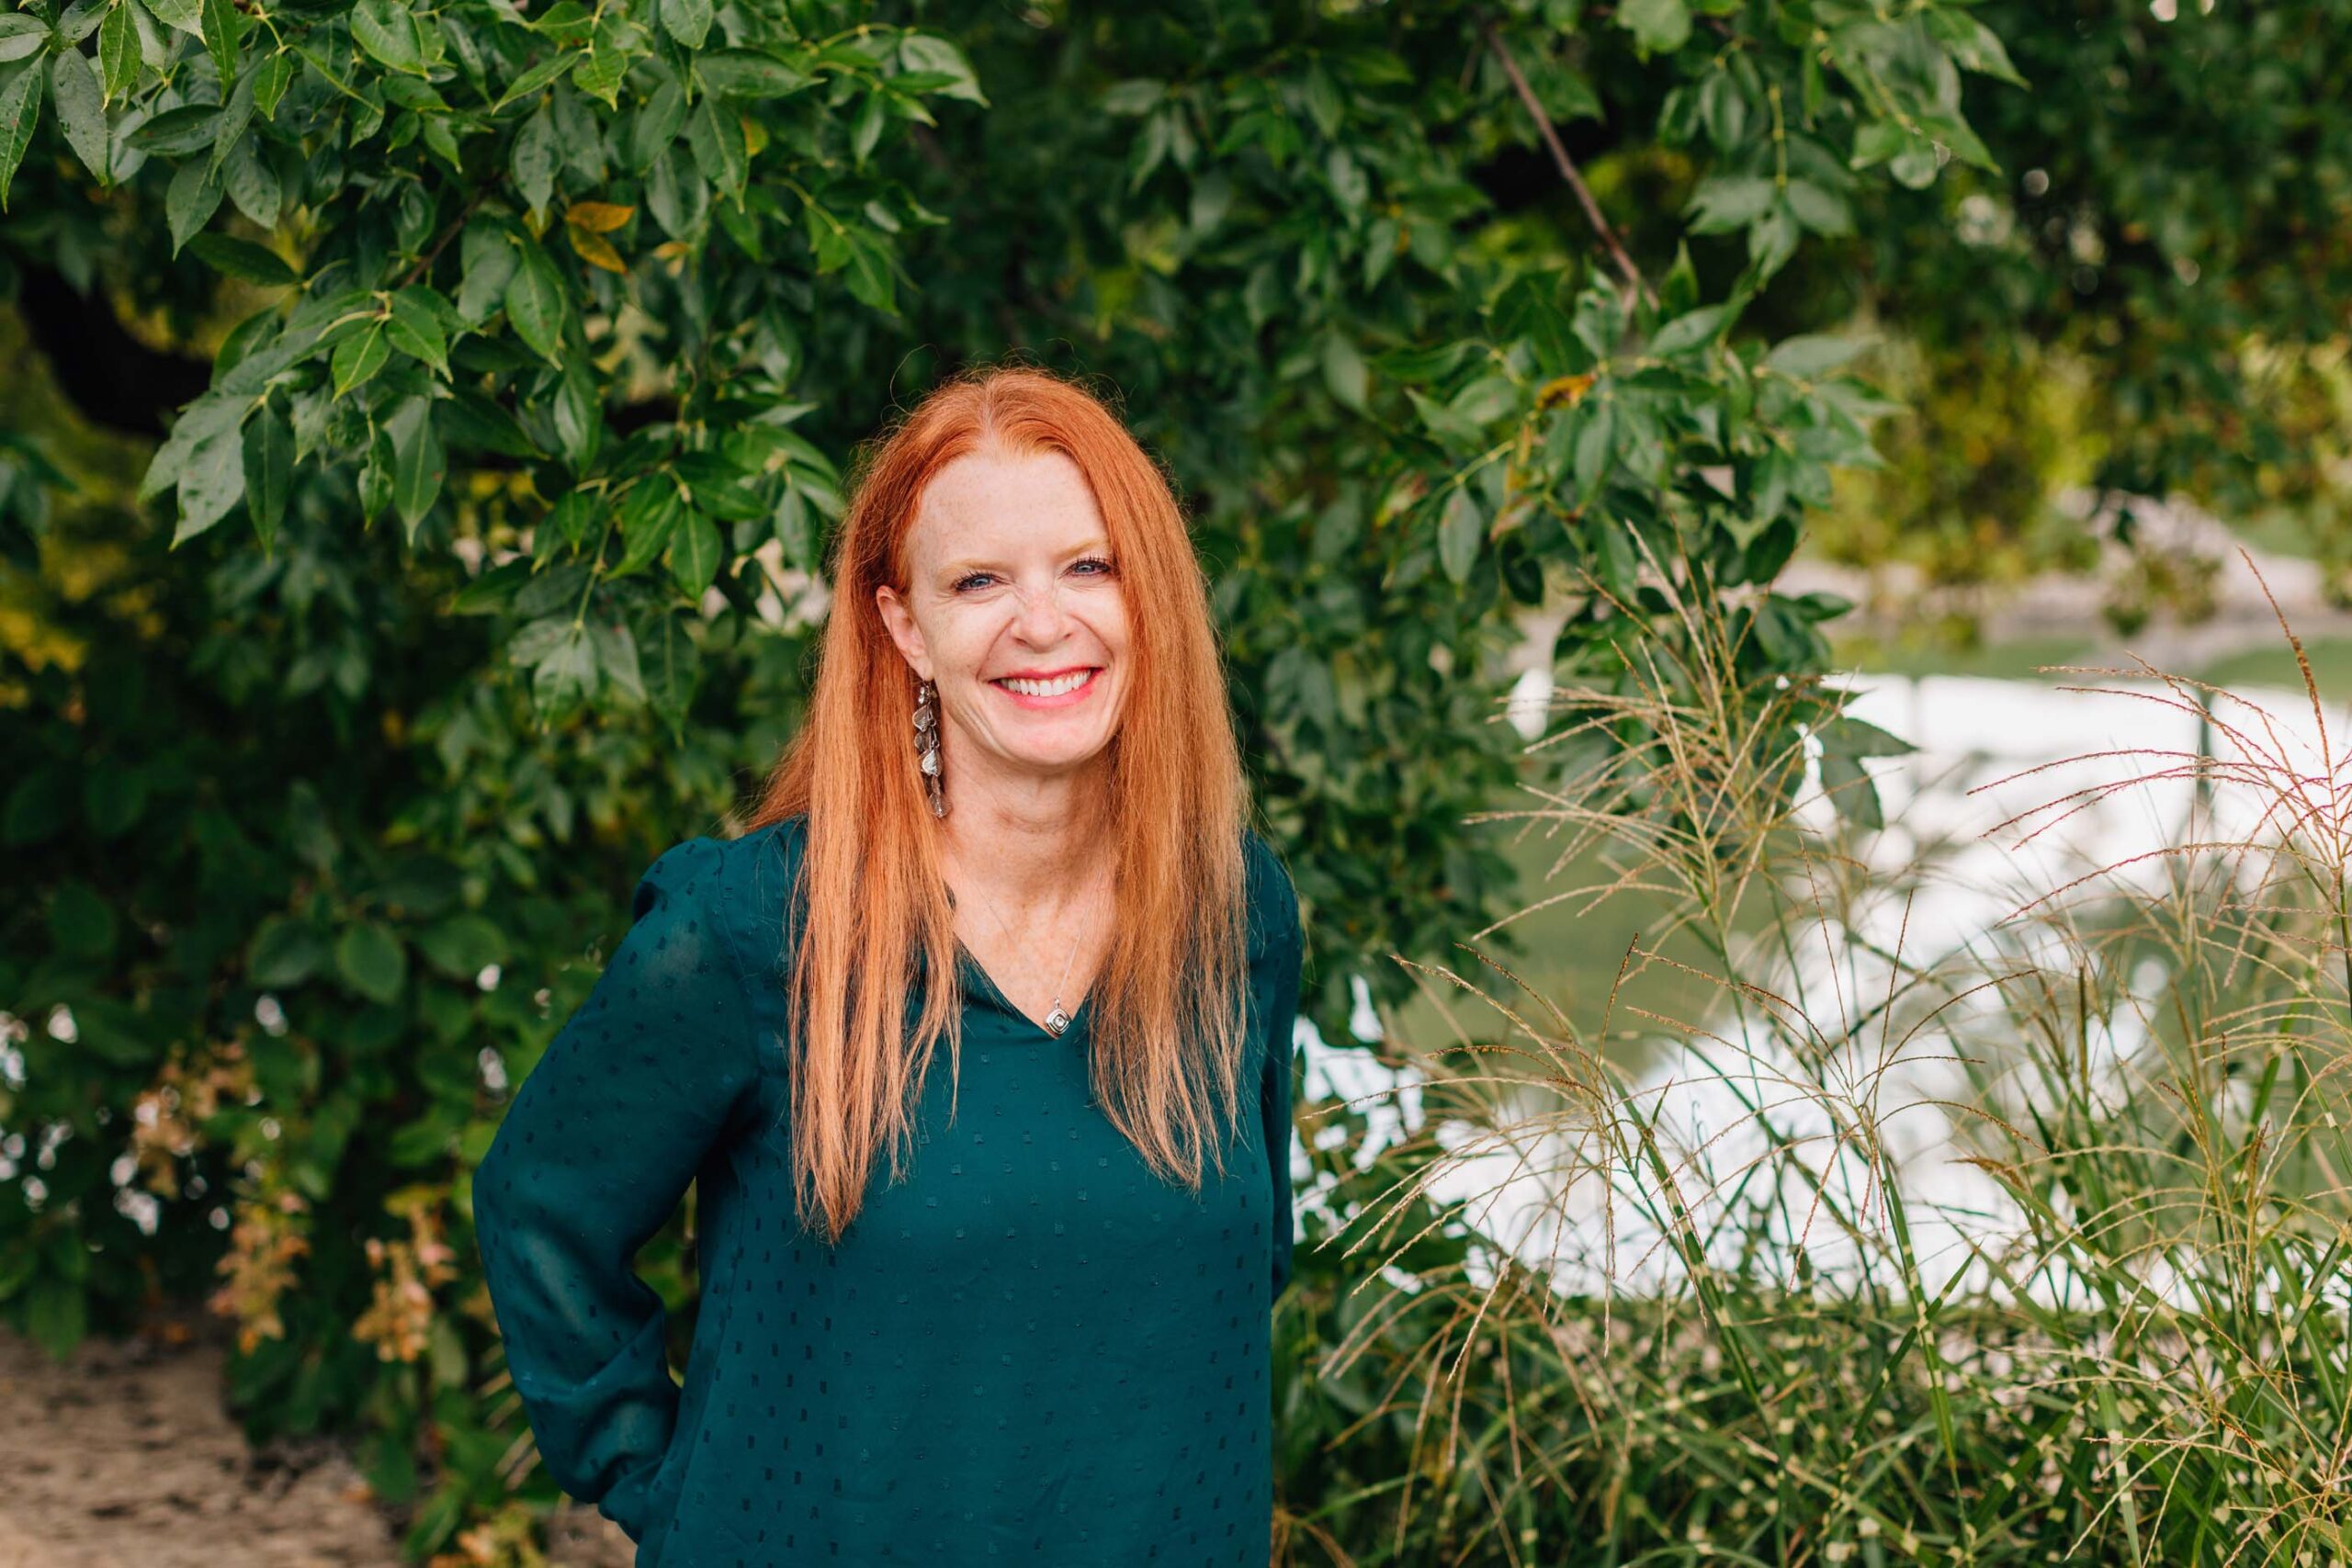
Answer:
[{"left": 0, "top": 1312, "right": 631, "bottom": 1567}]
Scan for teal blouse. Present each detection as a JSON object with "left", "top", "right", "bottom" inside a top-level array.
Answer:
[{"left": 471, "top": 813, "right": 1307, "bottom": 1567}]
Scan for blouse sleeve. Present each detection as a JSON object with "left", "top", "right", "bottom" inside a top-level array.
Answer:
[
  {"left": 469, "top": 835, "right": 758, "bottom": 1544},
  {"left": 1250, "top": 839, "right": 1307, "bottom": 1304}
]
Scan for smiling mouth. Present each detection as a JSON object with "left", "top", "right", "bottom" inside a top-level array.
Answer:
[{"left": 990, "top": 667, "right": 1101, "bottom": 699}]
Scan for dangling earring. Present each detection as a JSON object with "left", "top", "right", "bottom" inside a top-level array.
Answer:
[{"left": 912, "top": 673, "right": 947, "bottom": 819}]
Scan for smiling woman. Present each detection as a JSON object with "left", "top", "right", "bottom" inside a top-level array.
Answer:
[
  {"left": 471, "top": 365, "right": 1309, "bottom": 1568},
  {"left": 874, "top": 446, "right": 1134, "bottom": 792}
]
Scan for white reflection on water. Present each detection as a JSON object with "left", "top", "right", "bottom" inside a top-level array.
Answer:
[{"left": 1295, "top": 669, "right": 2352, "bottom": 1306}]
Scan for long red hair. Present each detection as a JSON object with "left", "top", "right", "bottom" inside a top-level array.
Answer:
[{"left": 745, "top": 365, "right": 1252, "bottom": 1246}]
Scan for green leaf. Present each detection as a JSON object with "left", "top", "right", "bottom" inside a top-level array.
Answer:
[
  {"left": 658, "top": 0, "right": 710, "bottom": 50},
  {"left": 570, "top": 39, "right": 626, "bottom": 107},
  {"left": 1437, "top": 487, "right": 1482, "bottom": 586},
  {"left": 164, "top": 156, "right": 220, "bottom": 252},
  {"left": 350, "top": 0, "right": 426, "bottom": 76},
  {"left": 1684, "top": 174, "right": 1774, "bottom": 234},
  {"left": 685, "top": 92, "right": 745, "bottom": 203},
  {"left": 331, "top": 319, "right": 390, "bottom": 397},
  {"left": 199, "top": 0, "right": 239, "bottom": 89},
  {"left": 387, "top": 1110, "right": 459, "bottom": 1168},
  {"left": 172, "top": 423, "right": 244, "bottom": 547},
  {"left": 0, "top": 61, "right": 43, "bottom": 210},
  {"left": 253, "top": 49, "right": 293, "bottom": 118},
  {"left": 49, "top": 49, "right": 108, "bottom": 181},
  {"left": 416, "top": 913, "right": 507, "bottom": 979},
  {"left": 128, "top": 101, "right": 217, "bottom": 155},
  {"left": 492, "top": 50, "right": 571, "bottom": 112},
  {"left": 136, "top": 0, "right": 200, "bottom": 35},
  {"left": 187, "top": 232, "right": 296, "bottom": 284},
  {"left": 247, "top": 914, "right": 329, "bottom": 987},
  {"left": 205, "top": 55, "right": 253, "bottom": 175},
  {"left": 627, "top": 77, "right": 684, "bottom": 173},
  {"left": 1649, "top": 303, "right": 1729, "bottom": 358},
  {"left": 639, "top": 607, "right": 698, "bottom": 733},
  {"left": 1322, "top": 331, "right": 1368, "bottom": 414},
  {"left": 841, "top": 230, "right": 897, "bottom": 313},
  {"left": 697, "top": 48, "right": 813, "bottom": 98},
  {"left": 1928, "top": 11, "right": 2028, "bottom": 88},
  {"left": 334, "top": 919, "right": 407, "bottom": 1004},
  {"left": 587, "top": 615, "right": 644, "bottom": 704},
  {"left": 242, "top": 396, "right": 292, "bottom": 549},
  {"left": 0, "top": 17, "right": 48, "bottom": 65},
  {"left": 898, "top": 34, "right": 985, "bottom": 105},
  {"left": 531, "top": 622, "right": 599, "bottom": 712},
  {"left": 1784, "top": 178, "right": 1852, "bottom": 236},
  {"left": 50, "top": 879, "right": 119, "bottom": 959},
  {"left": 1746, "top": 198, "right": 1800, "bottom": 281},
  {"left": 1102, "top": 78, "right": 1163, "bottom": 116},
  {"left": 511, "top": 99, "right": 558, "bottom": 218},
  {"left": 1763, "top": 333, "right": 1865, "bottom": 380},
  {"left": 24, "top": 1276, "right": 87, "bottom": 1360},
  {"left": 612, "top": 480, "right": 680, "bottom": 578},
  {"left": 387, "top": 396, "right": 444, "bottom": 539},
  {"left": 1816, "top": 714, "right": 1916, "bottom": 759},
  {"left": 356, "top": 426, "right": 393, "bottom": 522},
  {"left": 1818, "top": 751, "right": 1883, "bottom": 831},
  {"left": 444, "top": 388, "right": 539, "bottom": 458},
  {"left": 503, "top": 242, "right": 565, "bottom": 361},
  {"left": 1448, "top": 374, "right": 1520, "bottom": 427},
  {"left": 1617, "top": 0, "right": 1690, "bottom": 53},
  {"left": 220, "top": 135, "right": 279, "bottom": 227},
  {"left": 99, "top": 3, "right": 136, "bottom": 101},
  {"left": 457, "top": 218, "right": 517, "bottom": 324},
  {"left": 385, "top": 286, "right": 449, "bottom": 373},
  {"left": 664, "top": 506, "right": 722, "bottom": 596},
  {"left": 1573, "top": 399, "right": 1615, "bottom": 499}
]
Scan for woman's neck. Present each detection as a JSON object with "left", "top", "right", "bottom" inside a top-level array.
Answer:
[{"left": 937, "top": 767, "right": 1114, "bottom": 917}]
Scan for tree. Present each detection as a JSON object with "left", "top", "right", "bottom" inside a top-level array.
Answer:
[{"left": 0, "top": 0, "right": 2018, "bottom": 1556}]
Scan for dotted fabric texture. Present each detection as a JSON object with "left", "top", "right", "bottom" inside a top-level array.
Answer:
[{"left": 472, "top": 814, "right": 1307, "bottom": 1567}]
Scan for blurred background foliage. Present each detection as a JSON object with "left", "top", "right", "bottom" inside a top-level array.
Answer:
[{"left": 2, "top": 0, "right": 2346, "bottom": 1561}]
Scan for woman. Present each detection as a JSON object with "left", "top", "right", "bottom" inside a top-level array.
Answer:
[{"left": 471, "top": 366, "right": 1309, "bottom": 1568}]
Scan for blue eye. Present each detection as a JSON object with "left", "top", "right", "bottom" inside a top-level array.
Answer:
[{"left": 952, "top": 558, "right": 1114, "bottom": 593}]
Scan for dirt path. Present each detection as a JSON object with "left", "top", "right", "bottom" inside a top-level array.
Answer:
[{"left": 0, "top": 1311, "right": 628, "bottom": 1567}]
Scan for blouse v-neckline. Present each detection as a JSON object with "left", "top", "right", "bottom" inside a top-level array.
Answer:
[{"left": 953, "top": 937, "right": 1094, "bottom": 1043}]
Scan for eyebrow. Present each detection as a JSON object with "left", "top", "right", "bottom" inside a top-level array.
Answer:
[{"left": 936, "top": 540, "right": 1113, "bottom": 579}]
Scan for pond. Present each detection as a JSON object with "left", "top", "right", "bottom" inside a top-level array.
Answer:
[{"left": 1293, "top": 659, "right": 2352, "bottom": 1303}]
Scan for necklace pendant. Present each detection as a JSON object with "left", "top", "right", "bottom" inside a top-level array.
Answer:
[{"left": 1043, "top": 1003, "right": 1072, "bottom": 1036}]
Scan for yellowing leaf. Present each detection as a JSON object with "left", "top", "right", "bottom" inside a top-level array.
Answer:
[
  {"left": 570, "top": 228, "right": 628, "bottom": 273},
  {"left": 1535, "top": 372, "right": 1596, "bottom": 413},
  {"left": 565, "top": 200, "right": 635, "bottom": 233}
]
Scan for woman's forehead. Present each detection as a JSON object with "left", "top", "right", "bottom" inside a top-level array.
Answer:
[{"left": 910, "top": 452, "right": 1105, "bottom": 557}]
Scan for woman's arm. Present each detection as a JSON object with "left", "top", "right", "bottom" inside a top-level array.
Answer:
[
  {"left": 469, "top": 835, "right": 758, "bottom": 1544},
  {"left": 1253, "top": 844, "right": 1307, "bottom": 1303}
]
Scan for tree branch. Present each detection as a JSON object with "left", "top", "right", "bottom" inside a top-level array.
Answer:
[{"left": 1477, "top": 15, "right": 1657, "bottom": 310}]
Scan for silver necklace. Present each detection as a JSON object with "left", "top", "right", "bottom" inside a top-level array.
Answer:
[{"left": 952, "top": 872, "right": 1102, "bottom": 1037}]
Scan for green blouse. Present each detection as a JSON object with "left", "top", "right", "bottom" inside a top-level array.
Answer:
[{"left": 470, "top": 813, "right": 1306, "bottom": 1567}]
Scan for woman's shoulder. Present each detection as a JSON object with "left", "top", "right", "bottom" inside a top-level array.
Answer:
[
  {"left": 1238, "top": 823, "right": 1302, "bottom": 963},
  {"left": 702, "top": 813, "right": 811, "bottom": 965}
]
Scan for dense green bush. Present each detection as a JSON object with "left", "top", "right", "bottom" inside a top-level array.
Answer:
[{"left": 0, "top": 0, "right": 2038, "bottom": 1558}]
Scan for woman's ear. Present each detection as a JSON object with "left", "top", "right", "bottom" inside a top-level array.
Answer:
[{"left": 873, "top": 583, "right": 933, "bottom": 682}]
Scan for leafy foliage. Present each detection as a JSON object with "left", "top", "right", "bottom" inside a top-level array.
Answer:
[{"left": 0, "top": 0, "right": 2026, "bottom": 1557}]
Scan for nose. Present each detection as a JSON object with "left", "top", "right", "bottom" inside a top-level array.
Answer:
[{"left": 1009, "top": 574, "right": 1075, "bottom": 642}]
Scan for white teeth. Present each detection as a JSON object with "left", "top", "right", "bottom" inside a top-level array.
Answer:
[{"left": 999, "top": 670, "right": 1091, "bottom": 697}]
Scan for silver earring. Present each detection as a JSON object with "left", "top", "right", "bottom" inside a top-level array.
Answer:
[{"left": 913, "top": 674, "right": 947, "bottom": 818}]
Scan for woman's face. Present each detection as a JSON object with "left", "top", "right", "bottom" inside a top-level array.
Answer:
[{"left": 874, "top": 446, "right": 1132, "bottom": 791}]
